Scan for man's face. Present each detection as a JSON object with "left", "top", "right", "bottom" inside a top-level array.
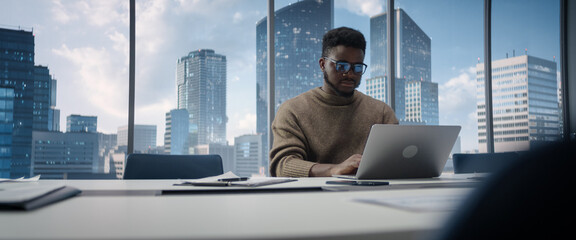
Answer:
[{"left": 319, "top": 45, "right": 365, "bottom": 97}]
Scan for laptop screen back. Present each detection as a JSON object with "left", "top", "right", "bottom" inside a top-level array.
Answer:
[{"left": 355, "top": 124, "right": 461, "bottom": 179}]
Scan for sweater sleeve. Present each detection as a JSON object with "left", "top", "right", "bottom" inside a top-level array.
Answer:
[
  {"left": 268, "top": 103, "right": 316, "bottom": 177},
  {"left": 382, "top": 103, "right": 400, "bottom": 124}
]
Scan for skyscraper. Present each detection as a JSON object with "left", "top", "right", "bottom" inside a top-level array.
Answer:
[
  {"left": 477, "top": 54, "right": 560, "bottom": 152},
  {"left": 0, "top": 27, "right": 35, "bottom": 178},
  {"left": 234, "top": 134, "right": 262, "bottom": 177},
  {"left": 33, "top": 65, "right": 52, "bottom": 131},
  {"left": 117, "top": 125, "right": 157, "bottom": 153},
  {"left": 48, "top": 72, "right": 59, "bottom": 132},
  {"left": 164, "top": 108, "right": 189, "bottom": 155},
  {"left": 67, "top": 114, "right": 97, "bottom": 133},
  {"left": 367, "top": 8, "right": 438, "bottom": 125},
  {"left": 176, "top": 49, "right": 227, "bottom": 150},
  {"left": 256, "top": 0, "right": 333, "bottom": 172},
  {"left": 31, "top": 131, "right": 99, "bottom": 179}
]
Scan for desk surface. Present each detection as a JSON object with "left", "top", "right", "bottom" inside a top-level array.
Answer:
[{"left": 0, "top": 175, "right": 481, "bottom": 240}]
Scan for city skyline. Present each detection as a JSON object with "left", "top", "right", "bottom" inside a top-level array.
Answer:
[{"left": 0, "top": 0, "right": 561, "bottom": 152}]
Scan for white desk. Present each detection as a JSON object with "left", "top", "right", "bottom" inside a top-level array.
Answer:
[{"left": 0, "top": 175, "right": 480, "bottom": 240}]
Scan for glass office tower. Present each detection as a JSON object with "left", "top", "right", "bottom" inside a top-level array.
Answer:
[
  {"left": 118, "top": 125, "right": 157, "bottom": 153},
  {"left": 66, "top": 114, "right": 97, "bottom": 133},
  {"left": 176, "top": 49, "right": 227, "bottom": 150},
  {"left": 256, "top": 0, "right": 333, "bottom": 173},
  {"left": 33, "top": 65, "right": 53, "bottom": 131},
  {"left": 234, "top": 134, "right": 262, "bottom": 177},
  {"left": 31, "top": 131, "right": 99, "bottom": 179},
  {"left": 0, "top": 27, "right": 35, "bottom": 178},
  {"left": 477, "top": 54, "right": 560, "bottom": 152},
  {"left": 164, "top": 108, "right": 189, "bottom": 155},
  {"left": 367, "top": 8, "right": 438, "bottom": 125}
]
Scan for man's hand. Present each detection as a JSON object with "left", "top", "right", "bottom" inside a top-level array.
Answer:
[
  {"left": 309, "top": 154, "right": 362, "bottom": 177},
  {"left": 330, "top": 154, "right": 362, "bottom": 175}
]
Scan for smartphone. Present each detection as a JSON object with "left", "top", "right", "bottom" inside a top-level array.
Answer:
[{"left": 325, "top": 180, "right": 389, "bottom": 186}]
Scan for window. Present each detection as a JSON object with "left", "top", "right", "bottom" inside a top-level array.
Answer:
[
  {"left": 488, "top": 0, "right": 562, "bottom": 152},
  {"left": 0, "top": 0, "right": 567, "bottom": 178},
  {"left": 0, "top": 0, "right": 128, "bottom": 178}
]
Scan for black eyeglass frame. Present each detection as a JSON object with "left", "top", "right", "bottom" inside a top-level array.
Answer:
[{"left": 323, "top": 57, "right": 368, "bottom": 75}]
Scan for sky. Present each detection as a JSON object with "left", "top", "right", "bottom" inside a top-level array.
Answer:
[{"left": 0, "top": 0, "right": 561, "bottom": 152}]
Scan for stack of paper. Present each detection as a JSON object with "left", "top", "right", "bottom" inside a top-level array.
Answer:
[{"left": 178, "top": 171, "right": 297, "bottom": 187}]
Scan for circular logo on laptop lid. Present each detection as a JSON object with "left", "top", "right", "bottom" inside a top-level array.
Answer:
[{"left": 402, "top": 145, "right": 418, "bottom": 159}]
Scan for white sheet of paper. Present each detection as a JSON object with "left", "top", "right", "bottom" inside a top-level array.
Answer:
[
  {"left": 181, "top": 171, "right": 240, "bottom": 183},
  {"left": 178, "top": 172, "right": 296, "bottom": 187},
  {"left": 231, "top": 177, "right": 296, "bottom": 186},
  {"left": 0, "top": 175, "right": 41, "bottom": 183}
]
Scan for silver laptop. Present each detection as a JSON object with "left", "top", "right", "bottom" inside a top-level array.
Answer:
[{"left": 336, "top": 124, "right": 461, "bottom": 180}]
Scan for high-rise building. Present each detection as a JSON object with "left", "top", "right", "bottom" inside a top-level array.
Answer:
[
  {"left": 0, "top": 27, "right": 35, "bottom": 178},
  {"left": 194, "top": 143, "right": 234, "bottom": 173},
  {"left": 48, "top": 73, "right": 60, "bottom": 132},
  {"left": 176, "top": 49, "right": 227, "bottom": 150},
  {"left": 117, "top": 125, "right": 157, "bottom": 153},
  {"left": 477, "top": 54, "right": 560, "bottom": 152},
  {"left": 234, "top": 134, "right": 262, "bottom": 177},
  {"left": 33, "top": 65, "right": 52, "bottom": 131},
  {"left": 33, "top": 65, "right": 59, "bottom": 132},
  {"left": 256, "top": 0, "right": 333, "bottom": 173},
  {"left": 98, "top": 133, "right": 117, "bottom": 173},
  {"left": 67, "top": 114, "right": 97, "bottom": 133},
  {"left": 164, "top": 109, "right": 189, "bottom": 155},
  {"left": 31, "top": 131, "right": 99, "bottom": 179},
  {"left": 367, "top": 8, "right": 438, "bottom": 125}
]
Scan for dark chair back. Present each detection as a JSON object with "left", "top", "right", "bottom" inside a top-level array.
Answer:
[
  {"left": 123, "top": 154, "right": 223, "bottom": 179},
  {"left": 434, "top": 140, "right": 574, "bottom": 240},
  {"left": 452, "top": 152, "right": 520, "bottom": 173}
]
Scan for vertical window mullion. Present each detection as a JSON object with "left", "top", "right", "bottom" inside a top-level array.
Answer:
[
  {"left": 387, "top": 0, "right": 396, "bottom": 111},
  {"left": 267, "top": 0, "right": 275, "bottom": 155},
  {"left": 128, "top": 0, "right": 136, "bottom": 155},
  {"left": 484, "top": 0, "right": 495, "bottom": 153}
]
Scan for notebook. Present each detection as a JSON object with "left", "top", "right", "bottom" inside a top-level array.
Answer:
[{"left": 335, "top": 124, "right": 461, "bottom": 180}]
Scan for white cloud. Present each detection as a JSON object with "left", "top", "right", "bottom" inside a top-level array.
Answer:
[
  {"left": 175, "top": 0, "right": 240, "bottom": 15},
  {"left": 439, "top": 67, "right": 477, "bottom": 114},
  {"left": 52, "top": 44, "right": 128, "bottom": 120},
  {"left": 233, "top": 12, "right": 244, "bottom": 23},
  {"left": 135, "top": 0, "right": 169, "bottom": 55},
  {"left": 83, "top": 0, "right": 129, "bottom": 27},
  {"left": 51, "top": 0, "right": 128, "bottom": 27},
  {"left": 227, "top": 112, "right": 257, "bottom": 144},
  {"left": 108, "top": 30, "right": 129, "bottom": 61},
  {"left": 51, "top": 0, "right": 79, "bottom": 23},
  {"left": 439, "top": 66, "right": 479, "bottom": 151},
  {"left": 338, "top": 0, "right": 384, "bottom": 17}
]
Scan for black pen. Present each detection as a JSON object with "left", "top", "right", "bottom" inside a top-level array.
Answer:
[{"left": 217, "top": 177, "right": 249, "bottom": 182}]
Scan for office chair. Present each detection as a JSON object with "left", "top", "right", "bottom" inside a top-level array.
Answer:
[
  {"left": 123, "top": 154, "right": 224, "bottom": 179},
  {"left": 434, "top": 140, "right": 575, "bottom": 240},
  {"left": 452, "top": 152, "right": 520, "bottom": 173}
]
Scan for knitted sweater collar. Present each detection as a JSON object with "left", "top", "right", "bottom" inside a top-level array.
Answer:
[{"left": 312, "top": 87, "right": 358, "bottom": 106}]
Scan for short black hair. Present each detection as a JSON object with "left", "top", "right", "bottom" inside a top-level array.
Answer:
[{"left": 322, "top": 27, "right": 366, "bottom": 57}]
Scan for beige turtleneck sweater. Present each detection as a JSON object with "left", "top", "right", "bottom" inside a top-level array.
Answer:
[{"left": 269, "top": 87, "right": 398, "bottom": 177}]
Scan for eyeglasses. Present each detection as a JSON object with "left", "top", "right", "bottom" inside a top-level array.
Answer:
[{"left": 324, "top": 57, "right": 368, "bottom": 75}]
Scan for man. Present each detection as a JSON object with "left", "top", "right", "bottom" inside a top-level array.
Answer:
[{"left": 269, "top": 27, "right": 398, "bottom": 177}]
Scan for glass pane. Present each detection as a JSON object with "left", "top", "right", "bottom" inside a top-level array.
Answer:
[
  {"left": 0, "top": 0, "right": 128, "bottom": 179},
  {"left": 135, "top": 0, "right": 267, "bottom": 177},
  {"left": 389, "top": 1, "right": 483, "bottom": 172},
  {"left": 269, "top": 1, "right": 485, "bottom": 174},
  {"left": 487, "top": 0, "right": 562, "bottom": 152}
]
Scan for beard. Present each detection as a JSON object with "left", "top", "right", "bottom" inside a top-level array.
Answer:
[{"left": 323, "top": 72, "right": 358, "bottom": 98}]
